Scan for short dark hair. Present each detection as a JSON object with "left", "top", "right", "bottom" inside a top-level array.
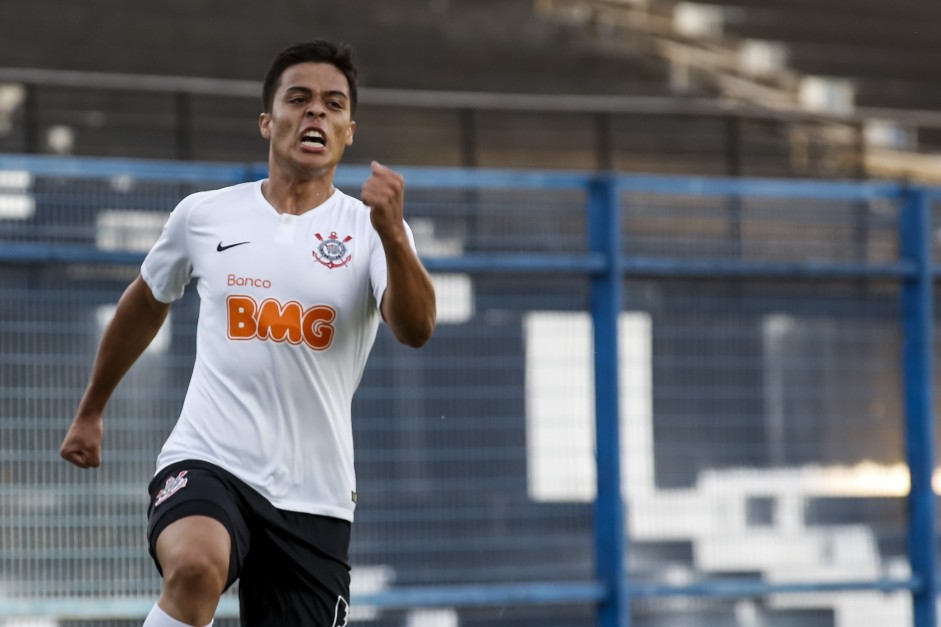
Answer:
[{"left": 262, "top": 40, "right": 358, "bottom": 114}]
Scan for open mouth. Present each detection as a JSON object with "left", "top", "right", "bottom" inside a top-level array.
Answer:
[{"left": 301, "top": 129, "right": 326, "bottom": 148}]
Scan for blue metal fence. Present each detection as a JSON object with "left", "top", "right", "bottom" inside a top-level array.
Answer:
[{"left": 0, "top": 153, "right": 938, "bottom": 627}]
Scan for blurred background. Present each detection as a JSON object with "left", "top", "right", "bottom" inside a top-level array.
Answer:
[
  {"left": 3, "top": 0, "right": 941, "bottom": 178},
  {"left": 3, "top": 1, "right": 941, "bottom": 626}
]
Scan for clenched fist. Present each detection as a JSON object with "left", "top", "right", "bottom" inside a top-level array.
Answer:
[
  {"left": 60, "top": 413, "right": 103, "bottom": 468},
  {"left": 361, "top": 161, "right": 406, "bottom": 240}
]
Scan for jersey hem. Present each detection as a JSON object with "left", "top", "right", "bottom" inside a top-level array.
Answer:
[{"left": 154, "top": 456, "right": 355, "bottom": 522}]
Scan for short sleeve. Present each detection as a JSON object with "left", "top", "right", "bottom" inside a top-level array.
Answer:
[
  {"left": 369, "top": 219, "right": 417, "bottom": 311},
  {"left": 140, "top": 194, "right": 198, "bottom": 303}
]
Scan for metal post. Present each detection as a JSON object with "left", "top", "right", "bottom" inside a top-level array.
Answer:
[
  {"left": 588, "top": 174, "right": 629, "bottom": 627},
  {"left": 458, "top": 108, "right": 477, "bottom": 168},
  {"left": 594, "top": 112, "right": 614, "bottom": 172},
  {"left": 174, "top": 92, "right": 192, "bottom": 160},
  {"left": 900, "top": 187, "right": 938, "bottom": 627},
  {"left": 724, "top": 116, "right": 743, "bottom": 258},
  {"left": 24, "top": 84, "right": 39, "bottom": 154},
  {"left": 723, "top": 115, "right": 742, "bottom": 177}
]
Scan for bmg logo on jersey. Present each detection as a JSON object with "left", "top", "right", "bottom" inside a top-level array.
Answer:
[{"left": 227, "top": 295, "right": 336, "bottom": 350}]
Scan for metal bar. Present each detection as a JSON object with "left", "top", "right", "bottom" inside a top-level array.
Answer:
[
  {"left": 335, "top": 165, "right": 595, "bottom": 190},
  {"left": 589, "top": 175, "right": 629, "bottom": 627},
  {"left": 0, "top": 582, "right": 607, "bottom": 618},
  {"left": 616, "top": 173, "right": 905, "bottom": 201},
  {"left": 23, "top": 84, "right": 39, "bottom": 154},
  {"left": 0, "top": 243, "right": 923, "bottom": 281},
  {"left": 423, "top": 254, "right": 606, "bottom": 274},
  {"left": 0, "top": 153, "right": 921, "bottom": 199},
  {"left": 343, "top": 167, "right": 911, "bottom": 198},
  {"left": 0, "top": 244, "right": 145, "bottom": 265},
  {"left": 354, "top": 581, "right": 608, "bottom": 608},
  {"left": 899, "top": 187, "right": 939, "bottom": 627},
  {"left": 0, "top": 67, "right": 867, "bottom": 121},
  {"left": 9, "top": 67, "right": 941, "bottom": 129},
  {"left": 0, "top": 154, "right": 250, "bottom": 183},
  {"left": 0, "top": 244, "right": 609, "bottom": 273},
  {"left": 628, "top": 577, "right": 921, "bottom": 599},
  {"left": 620, "top": 258, "right": 917, "bottom": 280}
]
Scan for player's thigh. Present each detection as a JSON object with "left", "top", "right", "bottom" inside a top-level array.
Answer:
[
  {"left": 154, "top": 515, "right": 231, "bottom": 587},
  {"left": 146, "top": 461, "right": 251, "bottom": 589}
]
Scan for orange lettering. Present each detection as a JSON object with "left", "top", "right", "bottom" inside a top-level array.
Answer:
[
  {"left": 302, "top": 306, "right": 336, "bottom": 350},
  {"left": 226, "top": 295, "right": 335, "bottom": 350},
  {"left": 227, "top": 296, "right": 258, "bottom": 339},
  {"left": 257, "top": 299, "right": 303, "bottom": 344}
]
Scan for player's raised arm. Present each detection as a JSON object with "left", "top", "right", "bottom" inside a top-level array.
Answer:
[
  {"left": 60, "top": 275, "right": 170, "bottom": 468},
  {"left": 362, "top": 161, "right": 436, "bottom": 348}
]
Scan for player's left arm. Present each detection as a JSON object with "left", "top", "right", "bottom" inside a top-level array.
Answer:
[{"left": 362, "top": 161, "right": 436, "bottom": 348}]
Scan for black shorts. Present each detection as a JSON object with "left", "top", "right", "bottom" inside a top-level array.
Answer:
[{"left": 147, "top": 460, "right": 351, "bottom": 627}]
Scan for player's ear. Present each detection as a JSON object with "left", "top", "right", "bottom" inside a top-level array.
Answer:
[
  {"left": 259, "top": 113, "right": 271, "bottom": 140},
  {"left": 345, "top": 120, "right": 356, "bottom": 146}
]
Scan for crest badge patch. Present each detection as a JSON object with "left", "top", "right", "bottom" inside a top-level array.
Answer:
[
  {"left": 154, "top": 470, "right": 188, "bottom": 507},
  {"left": 313, "top": 232, "right": 353, "bottom": 269}
]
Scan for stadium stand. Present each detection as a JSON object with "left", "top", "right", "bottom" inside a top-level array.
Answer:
[
  {"left": 671, "top": 0, "right": 941, "bottom": 161},
  {"left": 536, "top": 0, "right": 941, "bottom": 180},
  {"left": 9, "top": 0, "right": 939, "bottom": 180},
  {"left": 0, "top": 0, "right": 876, "bottom": 179},
  {"left": 698, "top": 0, "right": 941, "bottom": 110},
  {"left": 0, "top": 0, "right": 675, "bottom": 95}
]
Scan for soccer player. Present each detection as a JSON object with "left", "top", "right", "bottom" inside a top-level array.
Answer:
[{"left": 59, "top": 40, "right": 436, "bottom": 627}]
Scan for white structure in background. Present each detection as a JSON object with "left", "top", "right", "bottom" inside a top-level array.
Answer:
[
  {"left": 798, "top": 76, "right": 856, "bottom": 115},
  {"left": 0, "top": 170, "right": 35, "bottom": 220},
  {"left": 673, "top": 2, "right": 725, "bottom": 39},
  {"left": 524, "top": 311, "right": 913, "bottom": 627},
  {"left": 406, "top": 608, "right": 460, "bottom": 627},
  {"left": 738, "top": 40, "right": 788, "bottom": 78},
  {"left": 349, "top": 565, "right": 396, "bottom": 622},
  {"left": 0, "top": 84, "right": 25, "bottom": 135},
  {"left": 45, "top": 125, "right": 74, "bottom": 155},
  {"left": 410, "top": 217, "right": 474, "bottom": 324},
  {"left": 865, "top": 119, "right": 914, "bottom": 151},
  {"left": 96, "top": 209, "right": 167, "bottom": 252},
  {"left": 95, "top": 304, "right": 171, "bottom": 356}
]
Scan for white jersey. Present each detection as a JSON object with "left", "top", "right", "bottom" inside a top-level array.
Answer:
[{"left": 141, "top": 180, "right": 410, "bottom": 521}]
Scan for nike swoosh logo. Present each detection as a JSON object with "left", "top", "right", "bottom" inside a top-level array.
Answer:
[{"left": 217, "top": 241, "right": 250, "bottom": 252}]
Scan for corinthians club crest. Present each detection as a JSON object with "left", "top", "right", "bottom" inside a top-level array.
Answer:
[{"left": 313, "top": 231, "right": 353, "bottom": 269}]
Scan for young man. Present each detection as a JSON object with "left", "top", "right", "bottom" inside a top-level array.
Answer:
[{"left": 59, "top": 41, "right": 436, "bottom": 627}]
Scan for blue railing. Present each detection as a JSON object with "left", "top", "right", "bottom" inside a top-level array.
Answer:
[{"left": 0, "top": 153, "right": 938, "bottom": 627}]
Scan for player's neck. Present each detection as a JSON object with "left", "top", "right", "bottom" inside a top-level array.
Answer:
[{"left": 262, "top": 170, "right": 336, "bottom": 216}]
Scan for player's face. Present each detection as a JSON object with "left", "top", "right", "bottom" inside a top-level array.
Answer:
[{"left": 259, "top": 62, "right": 356, "bottom": 178}]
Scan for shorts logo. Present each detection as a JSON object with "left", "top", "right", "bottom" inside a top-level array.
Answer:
[
  {"left": 313, "top": 232, "right": 353, "bottom": 269},
  {"left": 154, "top": 471, "right": 188, "bottom": 507},
  {"left": 333, "top": 596, "right": 349, "bottom": 627}
]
